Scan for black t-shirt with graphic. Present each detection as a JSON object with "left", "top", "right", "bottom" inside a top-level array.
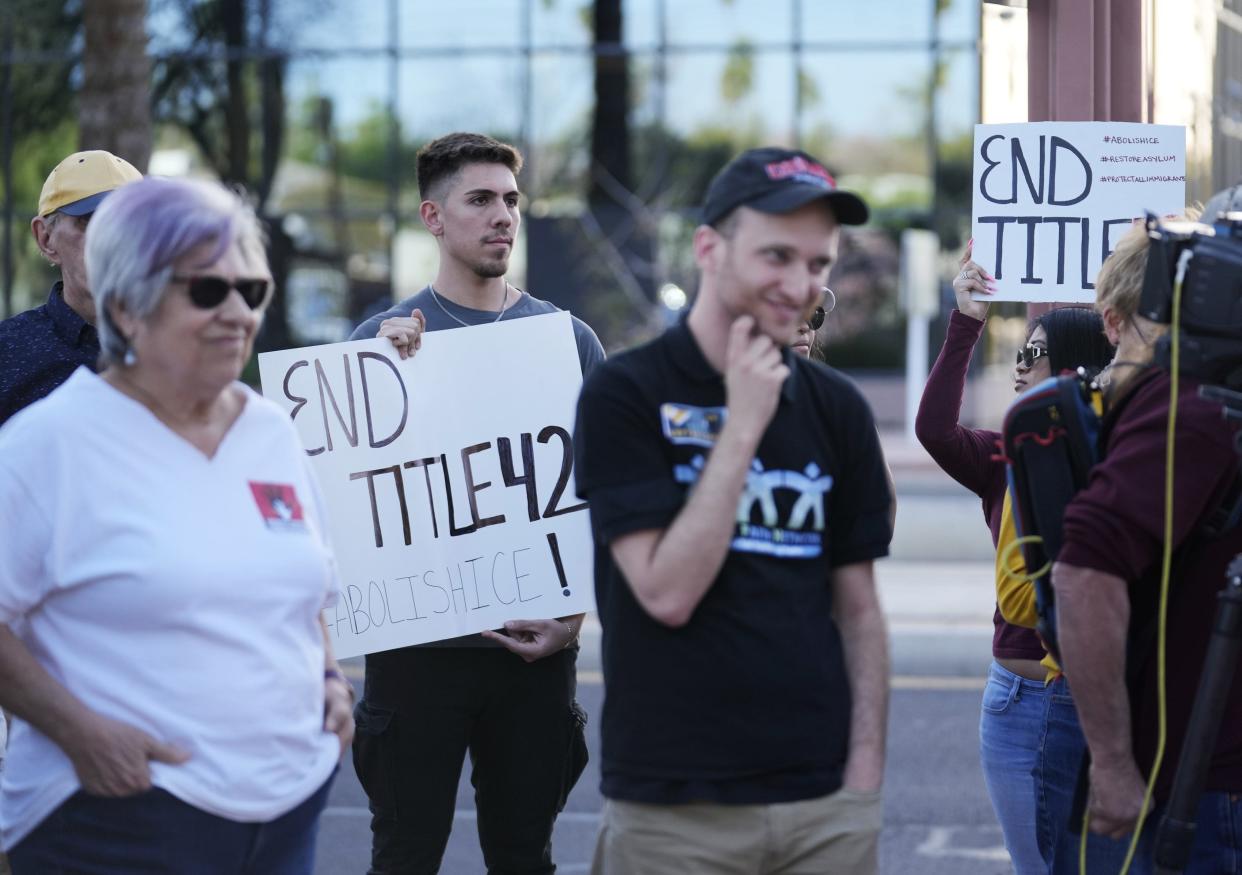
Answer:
[{"left": 573, "top": 318, "right": 892, "bottom": 805}]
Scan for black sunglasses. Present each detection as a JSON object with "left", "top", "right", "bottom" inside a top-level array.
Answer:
[
  {"left": 807, "top": 287, "right": 837, "bottom": 331},
  {"left": 174, "top": 274, "right": 271, "bottom": 310},
  {"left": 1016, "top": 345, "right": 1050, "bottom": 369}
]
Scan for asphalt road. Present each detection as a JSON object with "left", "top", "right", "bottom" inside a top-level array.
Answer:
[
  {"left": 312, "top": 483, "right": 1018, "bottom": 874},
  {"left": 313, "top": 673, "right": 1013, "bottom": 875}
]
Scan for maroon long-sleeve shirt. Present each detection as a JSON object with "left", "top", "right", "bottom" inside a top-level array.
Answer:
[
  {"left": 1061, "top": 370, "right": 1242, "bottom": 799},
  {"left": 916, "top": 310, "right": 1046, "bottom": 661}
]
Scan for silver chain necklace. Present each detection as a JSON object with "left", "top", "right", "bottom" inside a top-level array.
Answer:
[{"left": 428, "top": 282, "right": 511, "bottom": 328}]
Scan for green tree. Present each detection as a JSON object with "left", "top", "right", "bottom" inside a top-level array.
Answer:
[
  {"left": 3, "top": 0, "right": 78, "bottom": 141},
  {"left": 720, "top": 39, "right": 755, "bottom": 105},
  {"left": 151, "top": 0, "right": 336, "bottom": 349},
  {"left": 2, "top": 0, "right": 79, "bottom": 316},
  {"left": 797, "top": 67, "right": 820, "bottom": 110}
]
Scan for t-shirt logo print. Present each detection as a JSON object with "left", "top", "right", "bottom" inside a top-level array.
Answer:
[
  {"left": 660, "top": 402, "right": 726, "bottom": 447},
  {"left": 248, "top": 482, "right": 307, "bottom": 532},
  {"left": 740, "top": 460, "right": 833, "bottom": 531},
  {"left": 674, "top": 455, "right": 833, "bottom": 558}
]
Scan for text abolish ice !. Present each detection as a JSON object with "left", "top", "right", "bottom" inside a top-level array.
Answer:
[{"left": 260, "top": 317, "right": 598, "bottom": 655}]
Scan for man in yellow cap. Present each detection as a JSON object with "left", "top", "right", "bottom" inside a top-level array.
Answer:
[{"left": 0, "top": 150, "right": 141, "bottom": 427}]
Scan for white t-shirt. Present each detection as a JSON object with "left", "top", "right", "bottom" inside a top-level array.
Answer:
[{"left": 0, "top": 369, "right": 341, "bottom": 850}]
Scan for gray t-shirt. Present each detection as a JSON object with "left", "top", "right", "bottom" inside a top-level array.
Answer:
[
  {"left": 350, "top": 285, "right": 605, "bottom": 647},
  {"left": 351, "top": 286, "right": 605, "bottom": 376}
]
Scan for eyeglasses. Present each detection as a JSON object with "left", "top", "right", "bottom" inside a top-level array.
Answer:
[
  {"left": 173, "top": 275, "right": 272, "bottom": 310},
  {"left": 1016, "top": 345, "right": 1050, "bottom": 369},
  {"left": 48, "top": 212, "right": 91, "bottom": 231},
  {"left": 808, "top": 287, "right": 837, "bottom": 331}
]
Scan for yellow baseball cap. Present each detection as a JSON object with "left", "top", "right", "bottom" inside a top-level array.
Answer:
[{"left": 37, "top": 150, "right": 142, "bottom": 217}]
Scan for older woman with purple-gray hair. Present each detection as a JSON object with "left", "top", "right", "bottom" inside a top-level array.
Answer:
[{"left": 0, "top": 176, "right": 353, "bottom": 874}]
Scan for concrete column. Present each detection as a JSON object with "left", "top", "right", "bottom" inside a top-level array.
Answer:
[
  {"left": 1109, "top": 0, "right": 1147, "bottom": 122},
  {"left": 1025, "top": 0, "right": 1147, "bottom": 313},
  {"left": 1028, "top": 0, "right": 1146, "bottom": 122}
]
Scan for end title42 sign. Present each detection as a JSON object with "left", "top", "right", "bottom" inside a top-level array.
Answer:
[
  {"left": 259, "top": 313, "right": 595, "bottom": 658},
  {"left": 971, "top": 122, "right": 1185, "bottom": 304}
]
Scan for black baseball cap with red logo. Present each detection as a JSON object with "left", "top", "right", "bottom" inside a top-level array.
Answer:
[{"left": 701, "top": 147, "right": 869, "bottom": 227}]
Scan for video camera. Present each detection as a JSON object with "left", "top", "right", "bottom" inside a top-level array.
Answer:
[
  {"left": 1002, "top": 209, "right": 1242, "bottom": 665},
  {"left": 1138, "top": 211, "right": 1242, "bottom": 389}
]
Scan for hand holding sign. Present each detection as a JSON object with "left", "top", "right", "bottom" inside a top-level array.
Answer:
[
  {"left": 970, "top": 122, "right": 1185, "bottom": 304},
  {"left": 952, "top": 241, "right": 994, "bottom": 322},
  {"left": 481, "top": 618, "right": 578, "bottom": 663},
  {"left": 377, "top": 308, "right": 426, "bottom": 360}
]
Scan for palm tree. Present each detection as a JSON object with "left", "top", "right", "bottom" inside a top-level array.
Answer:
[{"left": 80, "top": 0, "right": 152, "bottom": 170}]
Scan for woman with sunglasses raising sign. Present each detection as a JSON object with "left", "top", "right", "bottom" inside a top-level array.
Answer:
[
  {"left": 0, "top": 177, "right": 351, "bottom": 874},
  {"left": 790, "top": 287, "right": 834, "bottom": 360},
  {"left": 915, "top": 243, "right": 1114, "bottom": 875},
  {"left": 791, "top": 288, "right": 898, "bottom": 533}
]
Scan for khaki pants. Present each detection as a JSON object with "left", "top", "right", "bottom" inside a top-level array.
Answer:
[
  {"left": 1, "top": 709, "right": 7, "bottom": 874},
  {"left": 591, "top": 787, "right": 883, "bottom": 875}
]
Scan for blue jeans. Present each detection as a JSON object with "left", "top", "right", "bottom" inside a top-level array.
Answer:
[
  {"left": 980, "top": 660, "right": 1087, "bottom": 874},
  {"left": 9, "top": 771, "right": 335, "bottom": 875},
  {"left": 1054, "top": 791, "right": 1242, "bottom": 874}
]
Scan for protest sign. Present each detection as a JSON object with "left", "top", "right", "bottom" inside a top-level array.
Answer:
[
  {"left": 258, "top": 312, "right": 595, "bottom": 658},
  {"left": 971, "top": 122, "right": 1185, "bottom": 303}
]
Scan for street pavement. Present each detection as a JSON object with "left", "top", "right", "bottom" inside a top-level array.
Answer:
[
  {"left": 316, "top": 436, "right": 1022, "bottom": 874},
  {"left": 316, "top": 677, "right": 1011, "bottom": 875}
]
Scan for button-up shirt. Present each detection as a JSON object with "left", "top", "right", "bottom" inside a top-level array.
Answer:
[{"left": 0, "top": 282, "right": 100, "bottom": 427}]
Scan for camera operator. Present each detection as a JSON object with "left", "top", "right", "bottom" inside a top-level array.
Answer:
[{"left": 1051, "top": 216, "right": 1242, "bottom": 872}]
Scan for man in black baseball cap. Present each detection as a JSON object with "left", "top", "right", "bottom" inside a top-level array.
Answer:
[
  {"left": 701, "top": 146, "right": 869, "bottom": 228},
  {"left": 685, "top": 145, "right": 869, "bottom": 353},
  {"left": 575, "top": 146, "right": 891, "bottom": 873}
]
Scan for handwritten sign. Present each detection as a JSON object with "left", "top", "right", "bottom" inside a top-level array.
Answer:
[
  {"left": 258, "top": 313, "right": 595, "bottom": 658},
  {"left": 971, "top": 122, "right": 1185, "bottom": 303}
]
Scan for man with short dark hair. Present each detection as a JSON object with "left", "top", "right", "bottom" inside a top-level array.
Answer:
[
  {"left": 0, "top": 150, "right": 142, "bottom": 427},
  {"left": 351, "top": 131, "right": 602, "bottom": 875},
  {"left": 574, "top": 147, "right": 892, "bottom": 874}
]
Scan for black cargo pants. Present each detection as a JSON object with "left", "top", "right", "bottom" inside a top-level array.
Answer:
[{"left": 353, "top": 645, "right": 587, "bottom": 875}]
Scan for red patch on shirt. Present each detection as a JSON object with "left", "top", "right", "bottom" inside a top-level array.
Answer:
[{"left": 248, "top": 482, "right": 306, "bottom": 531}]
